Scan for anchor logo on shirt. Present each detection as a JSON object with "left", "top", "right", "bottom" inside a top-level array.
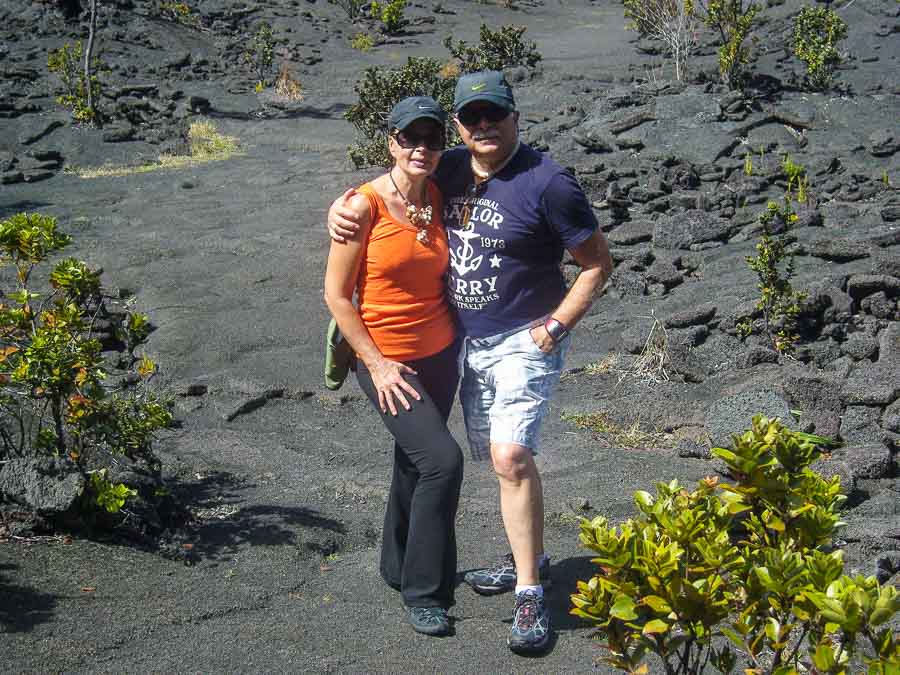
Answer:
[{"left": 450, "top": 229, "right": 483, "bottom": 276}]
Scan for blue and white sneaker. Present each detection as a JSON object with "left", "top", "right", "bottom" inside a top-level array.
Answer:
[
  {"left": 464, "top": 553, "right": 552, "bottom": 595},
  {"left": 508, "top": 589, "right": 551, "bottom": 654}
]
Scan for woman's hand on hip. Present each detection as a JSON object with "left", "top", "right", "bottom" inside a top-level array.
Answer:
[{"left": 368, "top": 357, "right": 421, "bottom": 416}]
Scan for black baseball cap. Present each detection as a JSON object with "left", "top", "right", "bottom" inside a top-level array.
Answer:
[
  {"left": 387, "top": 96, "right": 447, "bottom": 131},
  {"left": 453, "top": 70, "right": 515, "bottom": 113}
]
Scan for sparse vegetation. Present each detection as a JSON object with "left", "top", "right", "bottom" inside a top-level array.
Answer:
[
  {"left": 350, "top": 31, "right": 375, "bottom": 51},
  {"left": 245, "top": 22, "right": 276, "bottom": 89},
  {"left": 157, "top": 1, "right": 200, "bottom": 27},
  {"left": 273, "top": 63, "right": 304, "bottom": 102},
  {"left": 329, "top": 0, "right": 368, "bottom": 20},
  {"left": 0, "top": 213, "right": 172, "bottom": 514},
  {"left": 793, "top": 6, "right": 848, "bottom": 91},
  {"left": 572, "top": 415, "right": 899, "bottom": 674},
  {"left": 622, "top": 316, "right": 671, "bottom": 385},
  {"left": 698, "top": 0, "right": 760, "bottom": 89},
  {"left": 47, "top": 41, "right": 101, "bottom": 123},
  {"left": 738, "top": 198, "right": 806, "bottom": 354},
  {"left": 369, "top": 0, "right": 406, "bottom": 34},
  {"left": 443, "top": 23, "right": 542, "bottom": 73},
  {"left": 561, "top": 410, "right": 675, "bottom": 449},
  {"left": 622, "top": 0, "right": 699, "bottom": 81},
  {"left": 68, "top": 120, "right": 240, "bottom": 178},
  {"left": 743, "top": 152, "right": 753, "bottom": 176}
]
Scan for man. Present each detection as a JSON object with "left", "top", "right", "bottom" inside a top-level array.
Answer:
[{"left": 328, "top": 70, "right": 613, "bottom": 654}]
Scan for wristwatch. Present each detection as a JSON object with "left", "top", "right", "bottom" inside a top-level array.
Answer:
[{"left": 543, "top": 317, "right": 569, "bottom": 343}]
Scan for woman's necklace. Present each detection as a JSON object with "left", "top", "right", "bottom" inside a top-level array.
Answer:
[{"left": 389, "top": 170, "right": 433, "bottom": 243}]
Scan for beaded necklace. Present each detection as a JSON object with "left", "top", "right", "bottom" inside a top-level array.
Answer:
[{"left": 388, "top": 170, "right": 433, "bottom": 243}]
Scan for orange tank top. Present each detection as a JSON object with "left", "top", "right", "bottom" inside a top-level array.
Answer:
[{"left": 356, "top": 181, "right": 455, "bottom": 361}]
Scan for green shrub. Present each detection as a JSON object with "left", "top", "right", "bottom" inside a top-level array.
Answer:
[
  {"left": 443, "top": 23, "right": 542, "bottom": 74},
  {"left": 0, "top": 213, "right": 172, "bottom": 512},
  {"left": 157, "top": 1, "right": 200, "bottom": 27},
  {"left": 793, "top": 6, "right": 848, "bottom": 91},
  {"left": 572, "top": 415, "right": 900, "bottom": 674},
  {"left": 698, "top": 0, "right": 760, "bottom": 89},
  {"left": 244, "top": 22, "right": 275, "bottom": 89},
  {"left": 737, "top": 198, "right": 806, "bottom": 354},
  {"left": 47, "top": 41, "right": 101, "bottom": 123},
  {"left": 369, "top": 0, "right": 406, "bottom": 34},
  {"left": 345, "top": 57, "right": 457, "bottom": 168},
  {"left": 350, "top": 32, "right": 375, "bottom": 51}
]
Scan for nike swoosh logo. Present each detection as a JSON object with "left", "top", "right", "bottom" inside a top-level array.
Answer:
[
  {"left": 471, "top": 83, "right": 486, "bottom": 91},
  {"left": 418, "top": 105, "right": 432, "bottom": 109}
]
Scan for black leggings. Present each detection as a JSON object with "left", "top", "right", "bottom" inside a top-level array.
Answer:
[{"left": 355, "top": 340, "right": 463, "bottom": 608}]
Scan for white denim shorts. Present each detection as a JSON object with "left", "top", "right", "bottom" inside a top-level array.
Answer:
[{"left": 459, "top": 321, "right": 570, "bottom": 462}]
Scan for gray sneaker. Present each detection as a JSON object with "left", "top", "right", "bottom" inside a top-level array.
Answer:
[
  {"left": 406, "top": 606, "right": 450, "bottom": 636},
  {"left": 508, "top": 589, "right": 551, "bottom": 654},
  {"left": 463, "top": 553, "right": 552, "bottom": 595}
]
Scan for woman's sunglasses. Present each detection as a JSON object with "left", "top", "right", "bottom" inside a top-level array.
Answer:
[
  {"left": 455, "top": 104, "right": 511, "bottom": 128},
  {"left": 392, "top": 129, "right": 445, "bottom": 152}
]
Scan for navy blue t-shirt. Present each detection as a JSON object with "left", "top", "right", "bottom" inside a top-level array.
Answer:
[{"left": 433, "top": 143, "right": 598, "bottom": 339}]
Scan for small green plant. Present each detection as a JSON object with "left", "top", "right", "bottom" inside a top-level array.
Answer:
[
  {"left": 369, "top": 0, "right": 405, "bottom": 34},
  {"left": 572, "top": 415, "right": 899, "bottom": 675},
  {"left": 329, "top": 0, "right": 368, "bottom": 20},
  {"left": 622, "top": 0, "right": 699, "bottom": 81},
  {"left": 443, "top": 23, "right": 542, "bottom": 74},
  {"left": 793, "top": 6, "right": 848, "bottom": 91},
  {"left": 698, "top": 0, "right": 760, "bottom": 89},
  {"left": 345, "top": 57, "right": 457, "bottom": 168},
  {"left": 0, "top": 213, "right": 172, "bottom": 512},
  {"left": 350, "top": 32, "right": 375, "bottom": 51},
  {"left": 158, "top": 1, "right": 200, "bottom": 27},
  {"left": 883, "top": 170, "right": 891, "bottom": 188},
  {"left": 782, "top": 155, "right": 808, "bottom": 202},
  {"left": 744, "top": 152, "right": 753, "bottom": 176},
  {"left": 87, "top": 469, "right": 137, "bottom": 513},
  {"left": 737, "top": 199, "right": 806, "bottom": 354},
  {"left": 47, "top": 41, "right": 101, "bottom": 123},
  {"left": 244, "top": 22, "right": 275, "bottom": 89}
]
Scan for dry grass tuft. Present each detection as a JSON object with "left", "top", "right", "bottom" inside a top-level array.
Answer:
[
  {"left": 68, "top": 120, "right": 240, "bottom": 178},
  {"left": 561, "top": 410, "right": 676, "bottom": 449},
  {"left": 583, "top": 353, "right": 621, "bottom": 376},
  {"left": 619, "top": 315, "right": 671, "bottom": 385},
  {"left": 274, "top": 63, "right": 304, "bottom": 102}
]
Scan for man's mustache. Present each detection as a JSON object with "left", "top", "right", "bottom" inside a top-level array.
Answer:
[{"left": 472, "top": 132, "right": 499, "bottom": 141}]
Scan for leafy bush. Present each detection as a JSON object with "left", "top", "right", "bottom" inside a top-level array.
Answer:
[
  {"left": 157, "top": 1, "right": 200, "bottom": 28},
  {"left": 345, "top": 57, "right": 457, "bottom": 168},
  {"left": 245, "top": 22, "right": 275, "bottom": 89},
  {"left": 47, "top": 41, "right": 101, "bottom": 123},
  {"left": 793, "top": 6, "right": 848, "bottom": 91},
  {"left": 572, "top": 415, "right": 900, "bottom": 674},
  {"left": 350, "top": 32, "right": 375, "bottom": 51},
  {"left": 622, "top": 0, "right": 700, "bottom": 81},
  {"left": 737, "top": 198, "right": 806, "bottom": 354},
  {"left": 698, "top": 0, "right": 760, "bottom": 89},
  {"left": 369, "top": 0, "right": 406, "bottom": 34},
  {"left": 0, "top": 213, "right": 172, "bottom": 511},
  {"left": 443, "top": 23, "right": 542, "bottom": 74}
]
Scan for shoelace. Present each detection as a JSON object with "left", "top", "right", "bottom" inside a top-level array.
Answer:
[
  {"left": 416, "top": 607, "right": 447, "bottom": 625},
  {"left": 514, "top": 594, "right": 539, "bottom": 630}
]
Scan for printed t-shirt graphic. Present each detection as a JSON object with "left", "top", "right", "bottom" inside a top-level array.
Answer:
[{"left": 433, "top": 144, "right": 598, "bottom": 339}]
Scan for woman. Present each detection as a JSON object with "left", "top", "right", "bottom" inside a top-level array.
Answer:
[{"left": 323, "top": 96, "right": 462, "bottom": 637}]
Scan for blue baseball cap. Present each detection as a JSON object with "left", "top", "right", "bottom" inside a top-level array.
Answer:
[
  {"left": 387, "top": 96, "right": 447, "bottom": 131},
  {"left": 453, "top": 70, "right": 515, "bottom": 113}
]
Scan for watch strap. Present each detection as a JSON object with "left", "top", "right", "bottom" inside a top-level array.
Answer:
[{"left": 544, "top": 317, "right": 569, "bottom": 342}]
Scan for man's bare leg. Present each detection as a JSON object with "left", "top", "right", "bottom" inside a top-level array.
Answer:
[{"left": 490, "top": 441, "right": 544, "bottom": 585}]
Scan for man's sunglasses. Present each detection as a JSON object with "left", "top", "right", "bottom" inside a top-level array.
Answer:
[
  {"left": 392, "top": 129, "right": 445, "bottom": 151},
  {"left": 455, "top": 105, "right": 511, "bottom": 128}
]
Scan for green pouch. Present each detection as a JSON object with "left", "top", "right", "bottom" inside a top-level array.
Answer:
[{"left": 324, "top": 318, "right": 353, "bottom": 390}]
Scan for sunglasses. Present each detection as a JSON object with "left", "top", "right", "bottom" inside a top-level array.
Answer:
[
  {"left": 392, "top": 129, "right": 445, "bottom": 151},
  {"left": 455, "top": 104, "right": 511, "bottom": 128}
]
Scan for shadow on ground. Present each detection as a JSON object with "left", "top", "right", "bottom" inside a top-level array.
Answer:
[
  {"left": 173, "top": 470, "right": 347, "bottom": 560},
  {"left": 0, "top": 562, "right": 57, "bottom": 633}
]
